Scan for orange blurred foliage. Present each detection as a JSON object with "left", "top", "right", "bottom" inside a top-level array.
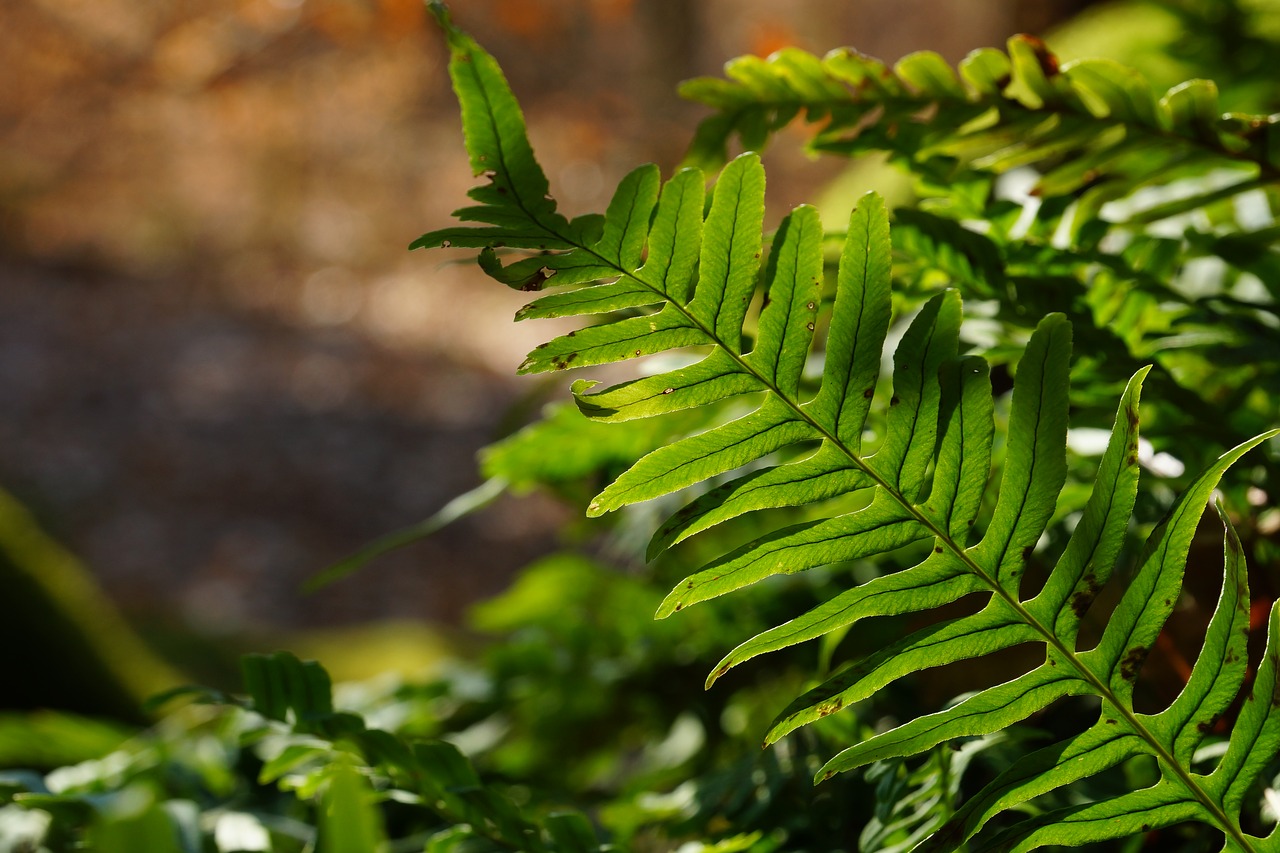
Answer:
[
  {"left": 589, "top": 0, "right": 634, "bottom": 24},
  {"left": 749, "top": 18, "right": 801, "bottom": 57},
  {"left": 493, "top": 0, "right": 563, "bottom": 40}
]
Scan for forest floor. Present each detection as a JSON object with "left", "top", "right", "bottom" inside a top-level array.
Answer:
[{"left": 0, "top": 259, "right": 567, "bottom": 637}]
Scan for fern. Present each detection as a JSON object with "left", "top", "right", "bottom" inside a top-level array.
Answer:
[
  {"left": 418, "top": 7, "right": 1280, "bottom": 849},
  {"left": 680, "top": 35, "right": 1280, "bottom": 230}
]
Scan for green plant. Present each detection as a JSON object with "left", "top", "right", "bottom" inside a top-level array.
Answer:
[
  {"left": 1, "top": 652, "right": 614, "bottom": 852},
  {"left": 412, "top": 4, "right": 1280, "bottom": 850}
]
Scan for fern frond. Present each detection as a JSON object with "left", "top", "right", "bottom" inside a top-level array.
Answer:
[
  {"left": 421, "top": 12, "right": 1280, "bottom": 850},
  {"left": 681, "top": 36, "right": 1280, "bottom": 229}
]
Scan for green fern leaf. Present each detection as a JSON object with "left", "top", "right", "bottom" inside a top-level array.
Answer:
[
  {"left": 421, "top": 13, "right": 1280, "bottom": 850},
  {"left": 927, "top": 503, "right": 1261, "bottom": 852},
  {"left": 680, "top": 35, "right": 1280, "bottom": 228}
]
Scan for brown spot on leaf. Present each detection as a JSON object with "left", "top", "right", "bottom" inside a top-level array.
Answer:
[
  {"left": 863, "top": 388, "right": 874, "bottom": 399},
  {"left": 890, "top": 395, "right": 900, "bottom": 406},
  {"left": 1120, "top": 646, "right": 1148, "bottom": 680},
  {"left": 1020, "top": 34, "right": 1060, "bottom": 77},
  {"left": 934, "top": 546, "right": 943, "bottom": 554},
  {"left": 1070, "top": 591, "right": 1092, "bottom": 617},
  {"left": 521, "top": 267, "right": 555, "bottom": 291},
  {"left": 1106, "top": 718, "right": 1117, "bottom": 725},
  {"left": 1126, "top": 407, "right": 1139, "bottom": 430}
]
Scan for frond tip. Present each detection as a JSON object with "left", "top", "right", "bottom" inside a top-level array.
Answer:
[{"left": 421, "top": 14, "right": 1280, "bottom": 850}]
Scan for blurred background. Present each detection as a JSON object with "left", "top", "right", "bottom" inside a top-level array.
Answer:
[{"left": 1, "top": 0, "right": 1139, "bottom": 698}]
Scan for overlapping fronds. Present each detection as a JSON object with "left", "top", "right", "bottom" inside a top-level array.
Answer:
[
  {"left": 682, "top": 35, "right": 1280, "bottom": 232},
  {"left": 419, "top": 7, "right": 1280, "bottom": 849},
  {"left": 676, "top": 35, "right": 1280, "bottom": 492}
]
